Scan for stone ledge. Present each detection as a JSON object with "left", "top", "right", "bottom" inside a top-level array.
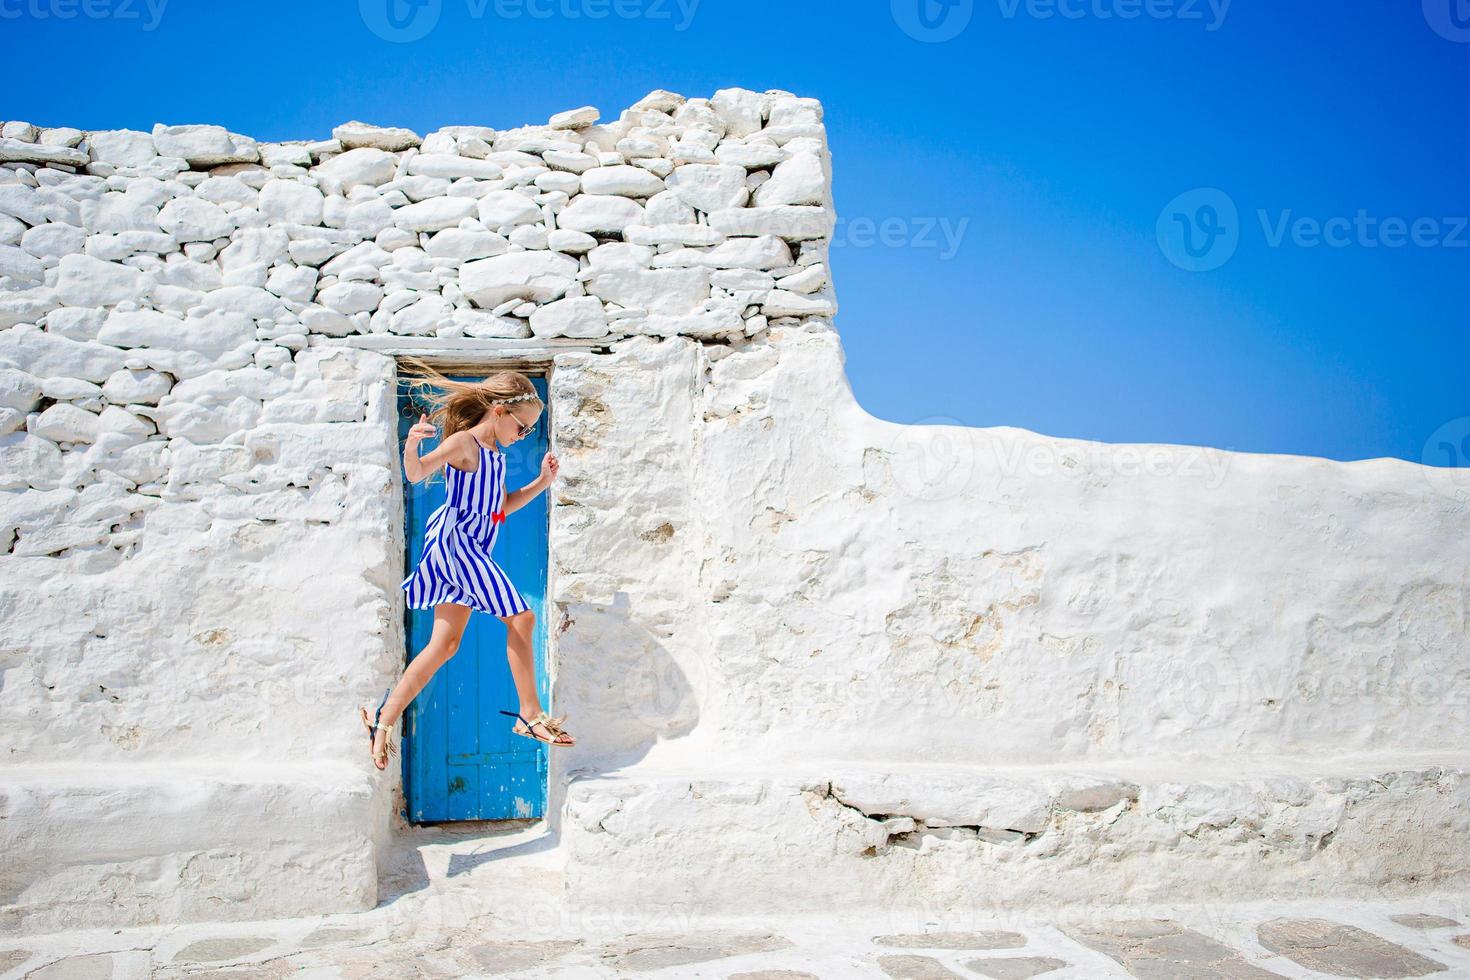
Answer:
[
  {"left": 561, "top": 753, "right": 1470, "bottom": 916},
  {"left": 0, "top": 760, "right": 386, "bottom": 936}
]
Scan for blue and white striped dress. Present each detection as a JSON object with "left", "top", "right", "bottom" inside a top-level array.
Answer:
[{"left": 401, "top": 436, "right": 530, "bottom": 616}]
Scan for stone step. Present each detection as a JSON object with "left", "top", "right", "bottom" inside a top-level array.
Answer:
[
  {"left": 0, "top": 760, "right": 387, "bottom": 936},
  {"left": 560, "top": 751, "right": 1470, "bottom": 916}
]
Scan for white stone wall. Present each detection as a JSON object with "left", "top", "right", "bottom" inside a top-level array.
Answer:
[{"left": 2, "top": 87, "right": 1466, "bottom": 932}]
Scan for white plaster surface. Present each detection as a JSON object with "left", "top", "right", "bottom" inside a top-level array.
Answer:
[{"left": 1, "top": 89, "right": 1466, "bottom": 935}]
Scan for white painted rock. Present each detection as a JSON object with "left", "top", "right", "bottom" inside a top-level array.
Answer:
[
  {"left": 265, "top": 265, "right": 319, "bottom": 302},
  {"left": 0, "top": 244, "right": 45, "bottom": 283},
  {"left": 151, "top": 123, "right": 259, "bottom": 166},
  {"left": 258, "top": 180, "right": 326, "bottom": 225},
  {"left": 393, "top": 197, "right": 478, "bottom": 233},
  {"left": 424, "top": 228, "right": 509, "bottom": 262},
  {"left": 715, "top": 139, "right": 786, "bottom": 169},
  {"left": 459, "top": 251, "right": 579, "bottom": 308},
  {"left": 158, "top": 197, "right": 234, "bottom": 243},
  {"left": 102, "top": 368, "right": 172, "bottom": 405},
  {"left": 632, "top": 89, "right": 685, "bottom": 112},
  {"left": 665, "top": 235, "right": 792, "bottom": 270},
  {"left": 547, "top": 229, "right": 596, "bottom": 254},
  {"left": 259, "top": 143, "right": 313, "bottom": 167},
  {"left": 665, "top": 164, "right": 749, "bottom": 213},
  {"left": 86, "top": 129, "right": 158, "bottom": 167},
  {"left": 762, "top": 288, "right": 836, "bottom": 317},
  {"left": 707, "top": 205, "right": 833, "bottom": 240},
  {"left": 530, "top": 296, "right": 609, "bottom": 339},
  {"left": 0, "top": 138, "right": 88, "bottom": 167},
  {"left": 332, "top": 121, "right": 421, "bottom": 152},
  {"left": 587, "top": 242, "right": 653, "bottom": 270},
  {"left": 534, "top": 171, "right": 581, "bottom": 195},
  {"left": 0, "top": 367, "right": 43, "bottom": 413},
  {"left": 97, "top": 404, "right": 154, "bottom": 438},
  {"left": 99, "top": 308, "right": 254, "bottom": 353},
  {"left": 81, "top": 193, "right": 161, "bottom": 236},
  {"left": 754, "top": 152, "right": 827, "bottom": 207},
  {"left": 508, "top": 224, "right": 548, "bottom": 250},
  {"left": 217, "top": 229, "right": 289, "bottom": 282},
  {"left": 711, "top": 88, "right": 768, "bottom": 139},
  {"left": 32, "top": 403, "right": 102, "bottom": 444},
  {"left": 54, "top": 254, "right": 145, "bottom": 307},
  {"left": 624, "top": 224, "right": 724, "bottom": 247},
  {"left": 579, "top": 166, "right": 666, "bottom": 198},
  {"left": 39, "top": 127, "right": 84, "bottom": 147},
  {"left": 312, "top": 147, "right": 398, "bottom": 195},
  {"left": 587, "top": 267, "right": 711, "bottom": 317},
  {"left": 0, "top": 431, "right": 65, "bottom": 490},
  {"left": 3, "top": 121, "right": 39, "bottom": 142},
  {"left": 299, "top": 305, "right": 356, "bottom": 337},
  {"left": 318, "top": 281, "right": 385, "bottom": 315},
  {"left": 390, "top": 294, "right": 451, "bottom": 336},
  {"left": 40, "top": 377, "right": 103, "bottom": 402},
  {"left": 404, "top": 154, "right": 504, "bottom": 181},
  {"left": 476, "top": 191, "right": 542, "bottom": 230},
  {"left": 549, "top": 106, "right": 600, "bottom": 129},
  {"left": 542, "top": 150, "right": 598, "bottom": 174},
  {"left": 556, "top": 195, "right": 644, "bottom": 234},
  {"left": 775, "top": 264, "right": 827, "bottom": 294},
  {"left": 0, "top": 184, "right": 60, "bottom": 226}
]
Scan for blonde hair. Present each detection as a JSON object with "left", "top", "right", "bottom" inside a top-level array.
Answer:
[{"left": 399, "top": 357, "right": 542, "bottom": 478}]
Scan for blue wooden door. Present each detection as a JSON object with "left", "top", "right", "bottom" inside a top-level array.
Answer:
[{"left": 398, "top": 372, "right": 549, "bottom": 823}]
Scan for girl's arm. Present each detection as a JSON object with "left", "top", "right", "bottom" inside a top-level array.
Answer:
[
  {"left": 503, "top": 451, "right": 559, "bottom": 515},
  {"left": 503, "top": 475, "right": 549, "bottom": 515},
  {"left": 404, "top": 421, "right": 472, "bottom": 483}
]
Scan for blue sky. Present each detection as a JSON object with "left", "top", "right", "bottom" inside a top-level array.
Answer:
[{"left": 6, "top": 0, "right": 1468, "bottom": 464}]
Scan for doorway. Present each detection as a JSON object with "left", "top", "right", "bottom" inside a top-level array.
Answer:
[{"left": 396, "top": 369, "right": 551, "bottom": 822}]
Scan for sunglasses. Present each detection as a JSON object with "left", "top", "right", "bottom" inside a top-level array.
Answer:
[{"left": 500, "top": 408, "right": 538, "bottom": 439}]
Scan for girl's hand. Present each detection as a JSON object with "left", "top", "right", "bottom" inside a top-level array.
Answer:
[
  {"left": 540, "top": 451, "right": 559, "bottom": 485},
  {"left": 407, "top": 413, "right": 436, "bottom": 446}
]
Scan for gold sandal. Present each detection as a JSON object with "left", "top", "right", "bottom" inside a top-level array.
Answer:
[
  {"left": 359, "top": 689, "right": 398, "bottom": 767},
  {"left": 498, "top": 709, "right": 575, "bottom": 746}
]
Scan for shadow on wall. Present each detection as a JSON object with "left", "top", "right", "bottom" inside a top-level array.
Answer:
[{"left": 558, "top": 590, "right": 700, "bottom": 770}]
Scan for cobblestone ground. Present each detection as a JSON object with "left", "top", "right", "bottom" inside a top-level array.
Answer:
[{"left": 5, "top": 822, "right": 1469, "bottom": 979}]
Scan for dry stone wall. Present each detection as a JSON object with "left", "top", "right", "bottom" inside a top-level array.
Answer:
[{"left": 4, "top": 86, "right": 1468, "bottom": 931}]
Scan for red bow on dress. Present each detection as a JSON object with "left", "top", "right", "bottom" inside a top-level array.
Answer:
[{"left": 490, "top": 509, "right": 506, "bottom": 525}]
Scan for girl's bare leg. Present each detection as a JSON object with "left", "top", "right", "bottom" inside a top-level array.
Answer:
[
  {"left": 371, "top": 602, "right": 471, "bottom": 768},
  {"left": 501, "top": 608, "right": 574, "bottom": 744},
  {"left": 502, "top": 608, "right": 543, "bottom": 717}
]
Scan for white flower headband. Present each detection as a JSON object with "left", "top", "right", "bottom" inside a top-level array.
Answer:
[{"left": 492, "top": 392, "right": 539, "bottom": 405}]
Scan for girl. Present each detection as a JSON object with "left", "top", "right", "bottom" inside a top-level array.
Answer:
[{"left": 360, "top": 359, "right": 574, "bottom": 771}]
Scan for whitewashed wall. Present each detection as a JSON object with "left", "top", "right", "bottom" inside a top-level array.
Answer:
[{"left": 2, "top": 88, "right": 1465, "bottom": 934}]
